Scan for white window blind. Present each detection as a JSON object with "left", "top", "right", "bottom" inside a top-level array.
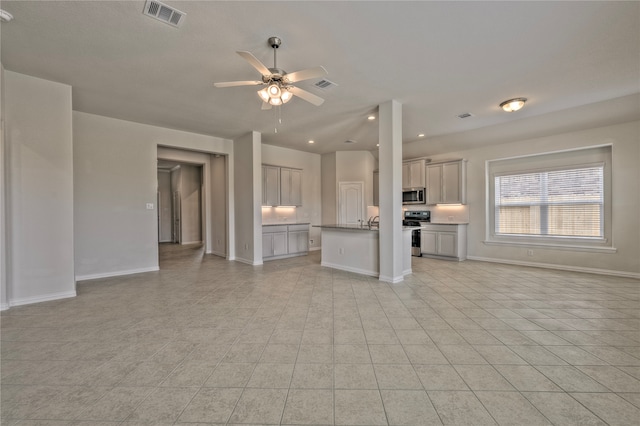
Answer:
[{"left": 495, "top": 165, "right": 604, "bottom": 238}]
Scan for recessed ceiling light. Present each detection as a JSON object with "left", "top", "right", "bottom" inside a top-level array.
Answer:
[
  {"left": 376, "top": 144, "right": 380, "bottom": 147},
  {"left": 367, "top": 115, "right": 376, "bottom": 121},
  {"left": 418, "top": 133, "right": 425, "bottom": 138},
  {"left": 500, "top": 97, "right": 527, "bottom": 112},
  {"left": 0, "top": 9, "right": 13, "bottom": 22},
  {"left": 308, "top": 140, "right": 314, "bottom": 144}
]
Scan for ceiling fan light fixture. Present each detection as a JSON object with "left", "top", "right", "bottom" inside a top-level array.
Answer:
[
  {"left": 280, "top": 89, "right": 293, "bottom": 103},
  {"left": 268, "top": 84, "right": 281, "bottom": 97},
  {"left": 258, "top": 88, "right": 270, "bottom": 102},
  {"left": 258, "top": 83, "right": 292, "bottom": 106},
  {"left": 500, "top": 97, "right": 527, "bottom": 112}
]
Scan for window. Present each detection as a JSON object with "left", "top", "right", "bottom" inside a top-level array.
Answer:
[
  {"left": 486, "top": 145, "right": 612, "bottom": 251},
  {"left": 495, "top": 166, "right": 603, "bottom": 238}
]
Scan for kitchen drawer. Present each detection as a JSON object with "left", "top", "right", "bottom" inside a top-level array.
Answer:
[
  {"left": 263, "top": 225, "right": 288, "bottom": 233},
  {"left": 288, "top": 224, "right": 309, "bottom": 232},
  {"left": 420, "top": 224, "right": 459, "bottom": 232}
]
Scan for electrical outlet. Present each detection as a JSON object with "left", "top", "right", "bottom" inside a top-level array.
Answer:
[
  {"left": 244, "top": 243, "right": 249, "bottom": 250},
  {"left": 527, "top": 250, "right": 534, "bottom": 256},
  {"left": 146, "top": 203, "right": 154, "bottom": 210},
  {"left": 309, "top": 239, "right": 314, "bottom": 245}
]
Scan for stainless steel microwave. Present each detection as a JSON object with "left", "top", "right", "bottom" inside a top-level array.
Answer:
[{"left": 402, "top": 187, "right": 426, "bottom": 204}]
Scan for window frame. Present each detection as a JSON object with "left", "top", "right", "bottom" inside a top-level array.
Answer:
[{"left": 485, "top": 145, "right": 615, "bottom": 253}]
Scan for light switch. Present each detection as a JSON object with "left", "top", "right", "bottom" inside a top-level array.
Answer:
[{"left": 146, "top": 203, "right": 154, "bottom": 210}]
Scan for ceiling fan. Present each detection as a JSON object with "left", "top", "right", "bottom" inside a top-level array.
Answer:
[{"left": 214, "top": 36, "right": 328, "bottom": 110}]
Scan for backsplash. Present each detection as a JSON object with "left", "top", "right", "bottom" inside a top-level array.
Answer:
[
  {"left": 429, "top": 204, "right": 470, "bottom": 223},
  {"left": 261, "top": 206, "right": 299, "bottom": 224},
  {"left": 403, "top": 204, "right": 469, "bottom": 223}
]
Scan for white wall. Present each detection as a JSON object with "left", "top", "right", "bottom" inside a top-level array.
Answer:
[
  {"left": 336, "top": 151, "right": 376, "bottom": 207},
  {"left": 157, "top": 171, "right": 172, "bottom": 242},
  {"left": 403, "top": 120, "right": 640, "bottom": 276},
  {"left": 179, "top": 164, "right": 202, "bottom": 244},
  {"left": 234, "top": 131, "right": 262, "bottom": 265},
  {"left": 74, "top": 111, "right": 234, "bottom": 279},
  {"left": 210, "top": 155, "right": 228, "bottom": 257},
  {"left": 4, "top": 71, "right": 75, "bottom": 306},
  {"left": 321, "top": 152, "right": 337, "bottom": 225},
  {"left": 262, "top": 145, "right": 322, "bottom": 250},
  {"left": 321, "top": 151, "right": 376, "bottom": 227},
  {"left": 1, "top": 64, "right": 6, "bottom": 310}
]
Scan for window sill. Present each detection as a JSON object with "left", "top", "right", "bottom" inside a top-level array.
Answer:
[{"left": 483, "top": 239, "right": 617, "bottom": 254}]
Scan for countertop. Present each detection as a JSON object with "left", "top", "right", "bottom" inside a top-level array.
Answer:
[
  {"left": 313, "top": 224, "right": 418, "bottom": 232},
  {"left": 425, "top": 222, "right": 469, "bottom": 225},
  {"left": 262, "top": 222, "right": 310, "bottom": 226}
]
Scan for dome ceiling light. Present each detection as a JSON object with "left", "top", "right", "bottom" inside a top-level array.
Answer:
[{"left": 500, "top": 97, "right": 527, "bottom": 112}]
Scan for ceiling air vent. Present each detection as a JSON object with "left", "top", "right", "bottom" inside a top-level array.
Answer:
[
  {"left": 457, "top": 112, "right": 475, "bottom": 119},
  {"left": 143, "top": 0, "right": 186, "bottom": 27},
  {"left": 314, "top": 79, "right": 338, "bottom": 90}
]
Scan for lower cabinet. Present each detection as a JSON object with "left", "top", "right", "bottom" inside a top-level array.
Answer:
[
  {"left": 263, "top": 224, "right": 309, "bottom": 260},
  {"left": 263, "top": 226, "right": 288, "bottom": 258},
  {"left": 420, "top": 224, "right": 467, "bottom": 260}
]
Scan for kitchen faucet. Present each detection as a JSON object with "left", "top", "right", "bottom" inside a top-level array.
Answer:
[{"left": 368, "top": 216, "right": 379, "bottom": 227}]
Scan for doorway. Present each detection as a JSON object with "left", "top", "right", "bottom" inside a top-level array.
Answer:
[{"left": 157, "top": 162, "right": 203, "bottom": 245}]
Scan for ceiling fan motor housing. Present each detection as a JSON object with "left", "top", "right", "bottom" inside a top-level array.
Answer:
[{"left": 268, "top": 36, "right": 281, "bottom": 48}]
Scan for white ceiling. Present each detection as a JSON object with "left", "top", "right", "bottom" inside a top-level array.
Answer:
[{"left": 1, "top": 1, "right": 638, "bottom": 155}]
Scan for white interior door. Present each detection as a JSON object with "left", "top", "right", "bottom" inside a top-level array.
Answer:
[{"left": 338, "top": 182, "right": 364, "bottom": 226}]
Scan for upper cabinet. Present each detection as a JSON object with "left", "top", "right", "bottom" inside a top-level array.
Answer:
[
  {"left": 426, "top": 159, "right": 467, "bottom": 205},
  {"left": 402, "top": 159, "right": 425, "bottom": 189},
  {"left": 262, "top": 165, "right": 280, "bottom": 206},
  {"left": 262, "top": 165, "right": 302, "bottom": 207},
  {"left": 280, "top": 167, "right": 302, "bottom": 206}
]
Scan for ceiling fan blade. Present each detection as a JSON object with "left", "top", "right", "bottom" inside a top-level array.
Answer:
[
  {"left": 285, "top": 66, "right": 328, "bottom": 83},
  {"left": 290, "top": 86, "right": 325, "bottom": 106},
  {"left": 261, "top": 102, "right": 272, "bottom": 110},
  {"left": 214, "top": 80, "right": 263, "bottom": 88},
  {"left": 237, "top": 51, "right": 272, "bottom": 77}
]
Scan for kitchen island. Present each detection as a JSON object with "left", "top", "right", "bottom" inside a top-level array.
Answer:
[{"left": 313, "top": 224, "right": 415, "bottom": 278}]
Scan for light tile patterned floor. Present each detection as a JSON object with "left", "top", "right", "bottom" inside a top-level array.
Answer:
[{"left": 1, "top": 243, "right": 639, "bottom": 425}]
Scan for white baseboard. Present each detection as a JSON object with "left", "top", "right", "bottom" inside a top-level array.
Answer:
[
  {"left": 1, "top": 302, "right": 10, "bottom": 311},
  {"left": 208, "top": 250, "right": 227, "bottom": 258},
  {"left": 309, "top": 247, "right": 321, "bottom": 252},
  {"left": 234, "top": 257, "right": 262, "bottom": 266},
  {"left": 321, "top": 261, "right": 378, "bottom": 277},
  {"left": 466, "top": 256, "right": 640, "bottom": 279},
  {"left": 181, "top": 240, "right": 202, "bottom": 245},
  {"left": 379, "top": 274, "right": 405, "bottom": 284},
  {"left": 8, "top": 290, "right": 76, "bottom": 308},
  {"left": 76, "top": 266, "right": 160, "bottom": 282}
]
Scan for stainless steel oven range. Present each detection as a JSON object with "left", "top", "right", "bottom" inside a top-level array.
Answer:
[{"left": 402, "top": 210, "right": 431, "bottom": 257}]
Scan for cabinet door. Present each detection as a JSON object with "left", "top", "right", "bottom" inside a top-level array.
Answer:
[
  {"left": 289, "top": 169, "right": 302, "bottom": 206},
  {"left": 442, "top": 162, "right": 461, "bottom": 204},
  {"left": 402, "top": 163, "right": 411, "bottom": 188},
  {"left": 288, "top": 231, "right": 308, "bottom": 254},
  {"left": 263, "top": 166, "right": 280, "bottom": 206},
  {"left": 409, "top": 160, "right": 425, "bottom": 188},
  {"left": 420, "top": 231, "right": 438, "bottom": 254},
  {"left": 262, "top": 233, "right": 274, "bottom": 257},
  {"left": 280, "top": 168, "right": 291, "bottom": 205},
  {"left": 426, "top": 164, "right": 442, "bottom": 205},
  {"left": 273, "top": 232, "right": 287, "bottom": 256},
  {"left": 437, "top": 232, "right": 457, "bottom": 257}
]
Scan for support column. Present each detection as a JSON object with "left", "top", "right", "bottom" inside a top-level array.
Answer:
[{"left": 378, "top": 100, "right": 404, "bottom": 283}]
